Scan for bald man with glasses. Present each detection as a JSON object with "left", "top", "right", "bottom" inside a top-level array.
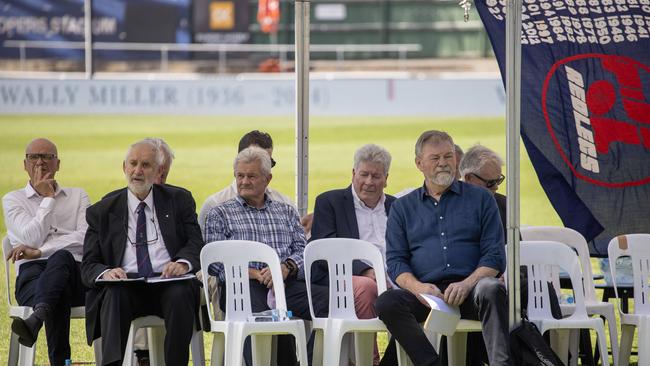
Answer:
[{"left": 3, "top": 138, "right": 90, "bottom": 366}]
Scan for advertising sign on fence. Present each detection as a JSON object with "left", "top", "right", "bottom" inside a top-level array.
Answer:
[{"left": 476, "top": 0, "right": 650, "bottom": 254}]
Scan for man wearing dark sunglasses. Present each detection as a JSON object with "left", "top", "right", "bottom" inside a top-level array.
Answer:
[
  {"left": 459, "top": 145, "right": 507, "bottom": 236},
  {"left": 4, "top": 138, "right": 90, "bottom": 366}
]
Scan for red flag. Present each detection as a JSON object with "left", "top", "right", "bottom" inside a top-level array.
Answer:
[{"left": 257, "top": 0, "right": 280, "bottom": 33}]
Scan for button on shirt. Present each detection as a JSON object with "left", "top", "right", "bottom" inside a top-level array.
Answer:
[
  {"left": 204, "top": 195, "right": 306, "bottom": 281},
  {"left": 2, "top": 183, "right": 90, "bottom": 271},
  {"left": 123, "top": 189, "right": 173, "bottom": 273},
  {"left": 385, "top": 181, "right": 505, "bottom": 285}
]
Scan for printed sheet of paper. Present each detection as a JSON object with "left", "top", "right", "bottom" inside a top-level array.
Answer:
[{"left": 420, "top": 293, "right": 461, "bottom": 336}]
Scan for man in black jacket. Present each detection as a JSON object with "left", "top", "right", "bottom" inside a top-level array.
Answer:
[{"left": 81, "top": 139, "right": 203, "bottom": 366}]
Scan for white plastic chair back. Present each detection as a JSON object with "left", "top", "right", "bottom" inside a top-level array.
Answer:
[
  {"left": 520, "top": 241, "right": 589, "bottom": 320},
  {"left": 608, "top": 234, "right": 650, "bottom": 315},
  {"left": 521, "top": 226, "right": 598, "bottom": 303},
  {"left": 200, "top": 240, "right": 287, "bottom": 322},
  {"left": 304, "top": 238, "right": 387, "bottom": 320}
]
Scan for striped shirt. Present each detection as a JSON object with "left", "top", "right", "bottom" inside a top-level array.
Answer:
[{"left": 204, "top": 195, "right": 306, "bottom": 281}]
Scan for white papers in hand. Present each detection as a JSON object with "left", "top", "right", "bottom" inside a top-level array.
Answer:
[{"left": 419, "top": 293, "right": 461, "bottom": 336}]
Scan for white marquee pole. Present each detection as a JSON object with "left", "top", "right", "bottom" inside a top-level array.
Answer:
[
  {"left": 505, "top": 0, "right": 522, "bottom": 329},
  {"left": 295, "top": 0, "right": 310, "bottom": 217},
  {"left": 84, "top": 0, "right": 93, "bottom": 79}
]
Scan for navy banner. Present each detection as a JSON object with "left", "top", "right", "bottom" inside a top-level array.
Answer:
[
  {"left": 0, "top": 0, "right": 191, "bottom": 59},
  {"left": 476, "top": 0, "right": 650, "bottom": 254}
]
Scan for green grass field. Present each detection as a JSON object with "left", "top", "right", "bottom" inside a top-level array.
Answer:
[{"left": 0, "top": 115, "right": 633, "bottom": 364}]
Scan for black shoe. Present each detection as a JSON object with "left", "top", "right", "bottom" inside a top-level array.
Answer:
[{"left": 11, "top": 316, "right": 42, "bottom": 347}]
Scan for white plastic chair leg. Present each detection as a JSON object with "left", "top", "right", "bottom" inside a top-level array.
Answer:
[
  {"left": 323, "top": 327, "right": 345, "bottom": 366},
  {"left": 601, "top": 307, "right": 619, "bottom": 366},
  {"left": 191, "top": 330, "right": 205, "bottom": 366},
  {"left": 340, "top": 333, "right": 353, "bottom": 366},
  {"left": 148, "top": 326, "right": 166, "bottom": 366},
  {"left": 311, "top": 329, "right": 324, "bottom": 366},
  {"left": 447, "top": 332, "right": 467, "bottom": 366},
  {"left": 354, "top": 332, "right": 375, "bottom": 365},
  {"left": 594, "top": 322, "right": 610, "bottom": 366},
  {"left": 638, "top": 318, "right": 650, "bottom": 366},
  {"left": 293, "top": 324, "right": 309, "bottom": 366},
  {"left": 18, "top": 342, "right": 36, "bottom": 366},
  {"left": 8, "top": 330, "right": 20, "bottom": 366},
  {"left": 224, "top": 328, "right": 245, "bottom": 366},
  {"left": 618, "top": 324, "right": 634, "bottom": 366},
  {"left": 93, "top": 337, "right": 103, "bottom": 366},
  {"left": 122, "top": 323, "right": 138, "bottom": 366},
  {"left": 395, "top": 341, "right": 414, "bottom": 366},
  {"left": 568, "top": 329, "right": 579, "bottom": 366}
]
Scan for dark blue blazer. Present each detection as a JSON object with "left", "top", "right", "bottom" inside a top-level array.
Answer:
[{"left": 310, "top": 185, "right": 396, "bottom": 285}]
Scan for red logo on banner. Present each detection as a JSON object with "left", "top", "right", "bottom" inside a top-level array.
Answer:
[
  {"left": 542, "top": 53, "right": 650, "bottom": 188},
  {"left": 258, "top": 0, "right": 280, "bottom": 33}
]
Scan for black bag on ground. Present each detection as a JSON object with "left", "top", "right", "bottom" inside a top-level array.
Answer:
[{"left": 510, "top": 318, "right": 565, "bottom": 366}]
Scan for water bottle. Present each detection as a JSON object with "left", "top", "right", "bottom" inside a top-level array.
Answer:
[
  {"left": 64, "top": 359, "right": 72, "bottom": 366},
  {"left": 247, "top": 309, "right": 293, "bottom": 322},
  {"left": 560, "top": 293, "right": 575, "bottom": 304}
]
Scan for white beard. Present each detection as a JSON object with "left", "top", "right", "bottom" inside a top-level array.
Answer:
[{"left": 432, "top": 171, "right": 455, "bottom": 187}]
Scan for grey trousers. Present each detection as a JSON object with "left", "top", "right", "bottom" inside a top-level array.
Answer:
[{"left": 376, "top": 277, "right": 510, "bottom": 366}]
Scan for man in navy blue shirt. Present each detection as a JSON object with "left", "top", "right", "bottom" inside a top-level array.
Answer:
[{"left": 376, "top": 130, "right": 509, "bottom": 366}]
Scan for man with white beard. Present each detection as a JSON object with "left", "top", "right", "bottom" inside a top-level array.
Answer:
[{"left": 375, "top": 130, "right": 509, "bottom": 366}]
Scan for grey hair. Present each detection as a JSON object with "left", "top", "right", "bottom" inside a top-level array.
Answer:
[
  {"left": 353, "top": 144, "right": 392, "bottom": 176},
  {"left": 125, "top": 139, "right": 163, "bottom": 167},
  {"left": 459, "top": 145, "right": 504, "bottom": 178},
  {"left": 233, "top": 146, "right": 272, "bottom": 176},
  {"left": 143, "top": 137, "right": 175, "bottom": 167},
  {"left": 415, "top": 130, "right": 455, "bottom": 157}
]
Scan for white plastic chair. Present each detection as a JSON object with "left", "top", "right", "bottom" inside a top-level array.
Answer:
[
  {"left": 304, "top": 238, "right": 388, "bottom": 366},
  {"left": 608, "top": 234, "right": 650, "bottom": 366},
  {"left": 521, "top": 226, "right": 619, "bottom": 366},
  {"left": 2, "top": 236, "right": 101, "bottom": 366},
  {"left": 521, "top": 240, "right": 609, "bottom": 366},
  {"left": 121, "top": 315, "right": 205, "bottom": 366},
  {"left": 200, "top": 240, "right": 308, "bottom": 366}
]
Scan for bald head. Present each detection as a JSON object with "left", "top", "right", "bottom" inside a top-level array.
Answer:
[{"left": 24, "top": 138, "right": 60, "bottom": 185}]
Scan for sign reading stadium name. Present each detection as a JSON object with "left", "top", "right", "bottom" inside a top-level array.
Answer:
[{"left": 0, "top": 78, "right": 505, "bottom": 116}]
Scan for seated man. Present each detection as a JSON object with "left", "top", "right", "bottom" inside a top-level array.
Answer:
[
  {"left": 81, "top": 139, "right": 203, "bottom": 366},
  {"left": 4, "top": 138, "right": 90, "bottom": 366},
  {"left": 376, "top": 130, "right": 509, "bottom": 366},
  {"left": 311, "top": 143, "right": 395, "bottom": 365},
  {"left": 204, "top": 146, "right": 328, "bottom": 365},
  {"left": 312, "top": 143, "right": 396, "bottom": 312}
]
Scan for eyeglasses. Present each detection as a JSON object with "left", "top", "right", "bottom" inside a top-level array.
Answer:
[
  {"left": 271, "top": 158, "right": 276, "bottom": 168},
  {"left": 470, "top": 173, "right": 505, "bottom": 189},
  {"left": 124, "top": 216, "right": 160, "bottom": 246},
  {"left": 25, "top": 153, "right": 57, "bottom": 162}
]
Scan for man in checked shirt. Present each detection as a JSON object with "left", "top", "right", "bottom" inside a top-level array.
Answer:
[{"left": 204, "top": 146, "right": 328, "bottom": 365}]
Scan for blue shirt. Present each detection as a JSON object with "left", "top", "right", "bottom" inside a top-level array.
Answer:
[
  {"left": 386, "top": 181, "right": 505, "bottom": 285},
  {"left": 204, "top": 195, "right": 307, "bottom": 281}
]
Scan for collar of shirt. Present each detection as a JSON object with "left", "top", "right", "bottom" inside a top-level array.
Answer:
[
  {"left": 234, "top": 194, "right": 271, "bottom": 210},
  {"left": 350, "top": 185, "right": 386, "bottom": 212},
  {"left": 127, "top": 187, "right": 154, "bottom": 215},
  {"left": 418, "top": 180, "right": 462, "bottom": 200},
  {"left": 24, "top": 182, "right": 65, "bottom": 199}
]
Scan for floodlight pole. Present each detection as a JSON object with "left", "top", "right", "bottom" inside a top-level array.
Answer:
[
  {"left": 505, "top": 0, "right": 522, "bottom": 330},
  {"left": 295, "top": 0, "right": 310, "bottom": 217},
  {"left": 84, "top": 0, "right": 93, "bottom": 79}
]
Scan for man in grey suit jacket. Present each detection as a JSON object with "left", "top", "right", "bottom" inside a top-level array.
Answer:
[{"left": 82, "top": 139, "right": 203, "bottom": 366}]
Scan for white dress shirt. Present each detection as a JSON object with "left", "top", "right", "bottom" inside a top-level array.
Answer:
[
  {"left": 350, "top": 186, "right": 388, "bottom": 260},
  {"left": 198, "top": 180, "right": 294, "bottom": 234},
  {"left": 2, "top": 183, "right": 90, "bottom": 271}
]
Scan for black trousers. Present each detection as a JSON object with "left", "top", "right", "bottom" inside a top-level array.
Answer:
[
  {"left": 15, "top": 250, "right": 86, "bottom": 366},
  {"left": 376, "top": 277, "right": 510, "bottom": 366},
  {"left": 220, "top": 278, "right": 329, "bottom": 366},
  {"left": 100, "top": 279, "right": 199, "bottom": 366}
]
